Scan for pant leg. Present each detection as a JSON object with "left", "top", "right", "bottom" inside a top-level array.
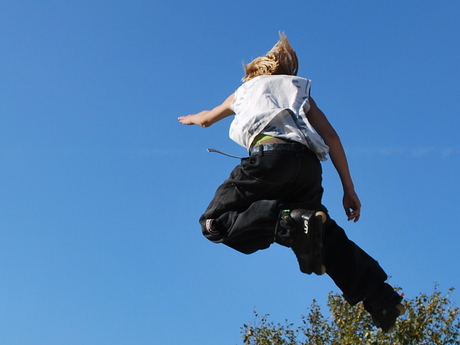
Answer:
[
  {"left": 201, "top": 199, "right": 281, "bottom": 254},
  {"left": 199, "top": 159, "right": 282, "bottom": 254},
  {"left": 265, "top": 149, "right": 390, "bottom": 304},
  {"left": 323, "top": 218, "right": 388, "bottom": 305}
]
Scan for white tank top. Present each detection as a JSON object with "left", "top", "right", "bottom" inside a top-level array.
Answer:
[{"left": 230, "top": 75, "right": 329, "bottom": 161}]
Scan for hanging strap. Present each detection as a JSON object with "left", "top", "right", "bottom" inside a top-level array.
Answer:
[{"left": 207, "top": 148, "right": 244, "bottom": 159}]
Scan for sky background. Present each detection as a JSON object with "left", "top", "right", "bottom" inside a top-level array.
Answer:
[{"left": 1, "top": 1, "right": 459, "bottom": 344}]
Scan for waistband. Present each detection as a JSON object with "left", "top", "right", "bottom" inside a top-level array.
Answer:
[{"left": 249, "top": 142, "right": 311, "bottom": 156}]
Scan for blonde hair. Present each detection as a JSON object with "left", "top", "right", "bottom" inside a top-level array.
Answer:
[{"left": 242, "top": 32, "right": 299, "bottom": 82}]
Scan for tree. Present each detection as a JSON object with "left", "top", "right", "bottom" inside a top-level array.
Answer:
[{"left": 242, "top": 286, "right": 460, "bottom": 344}]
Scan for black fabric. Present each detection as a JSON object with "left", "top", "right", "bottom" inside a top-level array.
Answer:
[{"left": 199, "top": 143, "right": 390, "bottom": 304}]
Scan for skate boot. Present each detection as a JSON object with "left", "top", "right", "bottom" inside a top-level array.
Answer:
[
  {"left": 363, "top": 283, "right": 405, "bottom": 333},
  {"left": 278, "top": 209, "right": 327, "bottom": 275},
  {"left": 371, "top": 303, "right": 405, "bottom": 333}
]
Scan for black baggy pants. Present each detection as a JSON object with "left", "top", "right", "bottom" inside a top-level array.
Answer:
[{"left": 199, "top": 143, "right": 387, "bottom": 305}]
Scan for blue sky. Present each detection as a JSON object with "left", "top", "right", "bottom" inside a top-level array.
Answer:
[{"left": 1, "top": 1, "right": 459, "bottom": 344}]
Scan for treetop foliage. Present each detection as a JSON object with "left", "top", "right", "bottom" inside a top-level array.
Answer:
[{"left": 242, "top": 286, "right": 460, "bottom": 345}]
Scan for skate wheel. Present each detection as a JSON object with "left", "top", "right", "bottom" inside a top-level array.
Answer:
[
  {"left": 319, "top": 264, "right": 326, "bottom": 275},
  {"left": 315, "top": 211, "right": 327, "bottom": 224},
  {"left": 396, "top": 303, "right": 406, "bottom": 316},
  {"left": 314, "top": 264, "right": 326, "bottom": 275}
]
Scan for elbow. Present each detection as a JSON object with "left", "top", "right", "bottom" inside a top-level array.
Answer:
[
  {"left": 200, "top": 120, "right": 212, "bottom": 128},
  {"left": 323, "top": 131, "right": 341, "bottom": 145},
  {"left": 197, "top": 114, "right": 213, "bottom": 127},
  {"left": 327, "top": 131, "right": 340, "bottom": 141}
]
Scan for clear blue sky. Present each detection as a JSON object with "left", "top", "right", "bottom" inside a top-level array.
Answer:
[{"left": 1, "top": 1, "right": 459, "bottom": 344}]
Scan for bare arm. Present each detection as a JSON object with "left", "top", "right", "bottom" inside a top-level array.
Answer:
[
  {"left": 178, "top": 94, "right": 235, "bottom": 127},
  {"left": 306, "top": 97, "right": 361, "bottom": 222}
]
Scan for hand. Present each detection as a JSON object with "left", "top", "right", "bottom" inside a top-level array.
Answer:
[
  {"left": 178, "top": 115, "right": 195, "bottom": 125},
  {"left": 343, "top": 190, "right": 361, "bottom": 222}
]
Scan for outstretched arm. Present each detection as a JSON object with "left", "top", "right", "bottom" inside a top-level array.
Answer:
[
  {"left": 306, "top": 97, "right": 361, "bottom": 222},
  {"left": 178, "top": 94, "right": 235, "bottom": 127}
]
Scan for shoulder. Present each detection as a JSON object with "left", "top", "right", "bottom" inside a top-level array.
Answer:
[
  {"left": 290, "top": 75, "right": 312, "bottom": 86},
  {"left": 270, "top": 75, "right": 312, "bottom": 91}
]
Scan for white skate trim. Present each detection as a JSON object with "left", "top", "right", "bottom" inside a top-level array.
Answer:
[{"left": 205, "top": 219, "right": 220, "bottom": 235}]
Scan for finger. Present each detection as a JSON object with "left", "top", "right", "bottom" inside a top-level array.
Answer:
[
  {"left": 345, "top": 207, "right": 351, "bottom": 218},
  {"left": 352, "top": 210, "right": 361, "bottom": 222},
  {"left": 346, "top": 208, "right": 360, "bottom": 222}
]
